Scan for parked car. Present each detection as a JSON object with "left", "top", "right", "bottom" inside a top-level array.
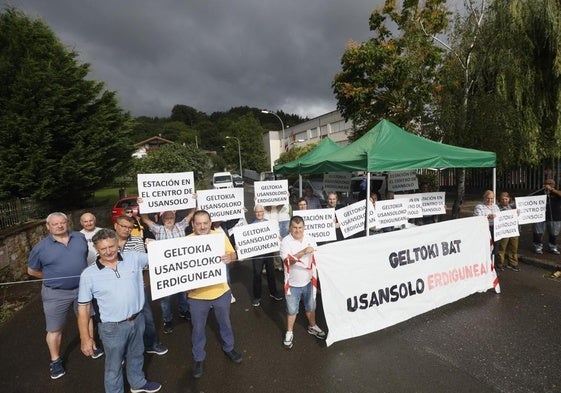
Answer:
[
  {"left": 290, "top": 180, "right": 327, "bottom": 206},
  {"left": 232, "top": 174, "right": 244, "bottom": 187},
  {"left": 111, "top": 196, "right": 138, "bottom": 223},
  {"left": 212, "top": 171, "right": 234, "bottom": 189}
]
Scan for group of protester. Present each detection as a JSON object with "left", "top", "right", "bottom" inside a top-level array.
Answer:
[
  {"left": 27, "top": 197, "right": 328, "bottom": 391},
  {"left": 29, "top": 177, "right": 561, "bottom": 391},
  {"left": 473, "top": 178, "right": 561, "bottom": 274}
]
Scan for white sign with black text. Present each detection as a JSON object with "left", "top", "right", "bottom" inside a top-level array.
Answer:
[
  {"left": 196, "top": 188, "right": 245, "bottom": 221},
  {"left": 232, "top": 220, "right": 280, "bottom": 259},
  {"left": 137, "top": 172, "right": 196, "bottom": 214},
  {"left": 335, "top": 200, "right": 376, "bottom": 238},
  {"left": 514, "top": 195, "right": 547, "bottom": 225},
  {"left": 323, "top": 172, "right": 352, "bottom": 194},
  {"left": 254, "top": 180, "right": 289, "bottom": 206},
  {"left": 493, "top": 209, "right": 520, "bottom": 242},
  {"left": 297, "top": 208, "right": 337, "bottom": 242},
  {"left": 388, "top": 171, "right": 419, "bottom": 192},
  {"left": 148, "top": 234, "right": 226, "bottom": 300}
]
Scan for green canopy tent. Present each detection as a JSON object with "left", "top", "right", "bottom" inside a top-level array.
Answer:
[
  {"left": 292, "top": 119, "right": 496, "bottom": 235},
  {"left": 301, "top": 119, "right": 496, "bottom": 173}
]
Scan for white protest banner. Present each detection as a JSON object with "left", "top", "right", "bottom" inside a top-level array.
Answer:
[
  {"left": 296, "top": 208, "right": 337, "bottom": 242},
  {"left": 323, "top": 172, "right": 352, "bottom": 193},
  {"left": 137, "top": 172, "right": 196, "bottom": 214},
  {"left": 147, "top": 233, "right": 226, "bottom": 300},
  {"left": 335, "top": 200, "right": 376, "bottom": 238},
  {"left": 232, "top": 220, "right": 280, "bottom": 259},
  {"left": 515, "top": 195, "right": 546, "bottom": 225},
  {"left": 254, "top": 180, "right": 289, "bottom": 206},
  {"left": 388, "top": 171, "right": 419, "bottom": 192},
  {"left": 316, "top": 216, "right": 496, "bottom": 346},
  {"left": 374, "top": 199, "right": 408, "bottom": 229},
  {"left": 421, "top": 192, "right": 446, "bottom": 215},
  {"left": 196, "top": 188, "right": 245, "bottom": 221},
  {"left": 394, "top": 194, "right": 422, "bottom": 218},
  {"left": 493, "top": 209, "right": 520, "bottom": 242}
]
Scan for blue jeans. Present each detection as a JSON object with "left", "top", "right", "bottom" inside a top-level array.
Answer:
[
  {"left": 188, "top": 291, "right": 234, "bottom": 361},
  {"left": 142, "top": 287, "right": 157, "bottom": 349},
  {"left": 286, "top": 282, "right": 315, "bottom": 315},
  {"left": 279, "top": 220, "right": 290, "bottom": 238},
  {"left": 533, "top": 221, "right": 561, "bottom": 248},
  {"left": 160, "top": 292, "right": 189, "bottom": 323},
  {"left": 98, "top": 313, "right": 146, "bottom": 393}
]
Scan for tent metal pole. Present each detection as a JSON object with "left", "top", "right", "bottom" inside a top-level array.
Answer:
[
  {"left": 493, "top": 167, "right": 496, "bottom": 203},
  {"left": 366, "top": 172, "right": 371, "bottom": 237}
]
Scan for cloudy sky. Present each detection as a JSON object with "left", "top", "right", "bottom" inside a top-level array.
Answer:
[{"left": 9, "top": 1, "right": 463, "bottom": 119}]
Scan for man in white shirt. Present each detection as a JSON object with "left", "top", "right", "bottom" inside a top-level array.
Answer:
[
  {"left": 279, "top": 216, "right": 326, "bottom": 349},
  {"left": 80, "top": 212, "right": 102, "bottom": 265}
]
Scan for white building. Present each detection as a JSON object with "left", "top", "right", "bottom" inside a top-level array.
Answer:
[{"left": 262, "top": 110, "right": 354, "bottom": 171}]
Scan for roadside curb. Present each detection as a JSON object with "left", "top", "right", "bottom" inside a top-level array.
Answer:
[{"left": 519, "top": 254, "right": 559, "bottom": 272}]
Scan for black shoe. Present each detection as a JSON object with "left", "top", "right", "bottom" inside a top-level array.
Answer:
[
  {"left": 495, "top": 264, "right": 504, "bottom": 272},
  {"left": 223, "top": 349, "right": 242, "bottom": 363},
  {"left": 192, "top": 361, "right": 204, "bottom": 378},
  {"left": 506, "top": 264, "right": 520, "bottom": 272},
  {"left": 269, "top": 293, "right": 284, "bottom": 301},
  {"left": 179, "top": 311, "right": 191, "bottom": 320},
  {"left": 163, "top": 321, "right": 173, "bottom": 334}
]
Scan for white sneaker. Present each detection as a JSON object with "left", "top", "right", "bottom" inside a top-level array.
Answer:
[
  {"left": 283, "top": 331, "right": 293, "bottom": 349},
  {"left": 535, "top": 245, "right": 543, "bottom": 254},
  {"left": 307, "top": 325, "right": 327, "bottom": 340},
  {"left": 231, "top": 294, "right": 236, "bottom": 303}
]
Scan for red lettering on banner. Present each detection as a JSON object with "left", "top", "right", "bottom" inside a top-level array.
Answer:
[{"left": 427, "top": 263, "right": 489, "bottom": 290}]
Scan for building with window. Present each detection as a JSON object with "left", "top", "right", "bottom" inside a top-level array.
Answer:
[{"left": 262, "top": 110, "right": 354, "bottom": 170}]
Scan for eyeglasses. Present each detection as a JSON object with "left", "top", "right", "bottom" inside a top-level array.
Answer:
[
  {"left": 117, "top": 223, "right": 134, "bottom": 230},
  {"left": 124, "top": 210, "right": 133, "bottom": 214}
]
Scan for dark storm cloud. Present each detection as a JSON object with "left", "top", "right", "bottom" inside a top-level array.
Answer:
[{"left": 9, "top": 0, "right": 382, "bottom": 118}]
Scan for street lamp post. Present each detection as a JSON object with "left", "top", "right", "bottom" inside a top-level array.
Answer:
[
  {"left": 261, "top": 110, "right": 285, "bottom": 150},
  {"left": 225, "top": 136, "right": 242, "bottom": 176}
]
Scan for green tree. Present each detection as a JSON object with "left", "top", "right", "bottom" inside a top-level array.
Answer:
[
  {"left": 276, "top": 144, "right": 317, "bottom": 166},
  {"left": 222, "top": 114, "right": 269, "bottom": 173},
  {"left": 438, "top": 0, "right": 561, "bottom": 215},
  {"left": 332, "top": 0, "right": 449, "bottom": 140},
  {"left": 474, "top": 0, "right": 561, "bottom": 166},
  {"left": 0, "top": 8, "right": 132, "bottom": 207},
  {"left": 170, "top": 104, "right": 208, "bottom": 127},
  {"left": 433, "top": 0, "right": 490, "bottom": 217},
  {"left": 133, "top": 143, "right": 211, "bottom": 182}
]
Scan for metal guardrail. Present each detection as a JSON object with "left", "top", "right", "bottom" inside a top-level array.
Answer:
[{"left": 0, "top": 199, "right": 47, "bottom": 230}]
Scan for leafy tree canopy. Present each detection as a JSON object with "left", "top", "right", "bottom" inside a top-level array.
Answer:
[
  {"left": 222, "top": 113, "right": 270, "bottom": 173},
  {"left": 276, "top": 143, "right": 317, "bottom": 166},
  {"left": 0, "top": 8, "right": 133, "bottom": 207},
  {"left": 133, "top": 143, "right": 210, "bottom": 182},
  {"left": 333, "top": 0, "right": 449, "bottom": 141}
]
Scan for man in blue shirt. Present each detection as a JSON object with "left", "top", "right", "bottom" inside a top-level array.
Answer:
[
  {"left": 77, "top": 228, "right": 161, "bottom": 393},
  {"left": 27, "top": 212, "right": 101, "bottom": 379}
]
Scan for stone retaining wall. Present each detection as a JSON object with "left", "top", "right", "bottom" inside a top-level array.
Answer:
[{"left": 0, "top": 206, "right": 111, "bottom": 283}]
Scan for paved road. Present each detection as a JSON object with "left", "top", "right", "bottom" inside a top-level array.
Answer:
[{"left": 1, "top": 256, "right": 560, "bottom": 393}]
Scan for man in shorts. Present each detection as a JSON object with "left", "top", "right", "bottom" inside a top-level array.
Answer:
[
  {"left": 28, "top": 212, "right": 102, "bottom": 379},
  {"left": 279, "top": 215, "right": 326, "bottom": 349}
]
